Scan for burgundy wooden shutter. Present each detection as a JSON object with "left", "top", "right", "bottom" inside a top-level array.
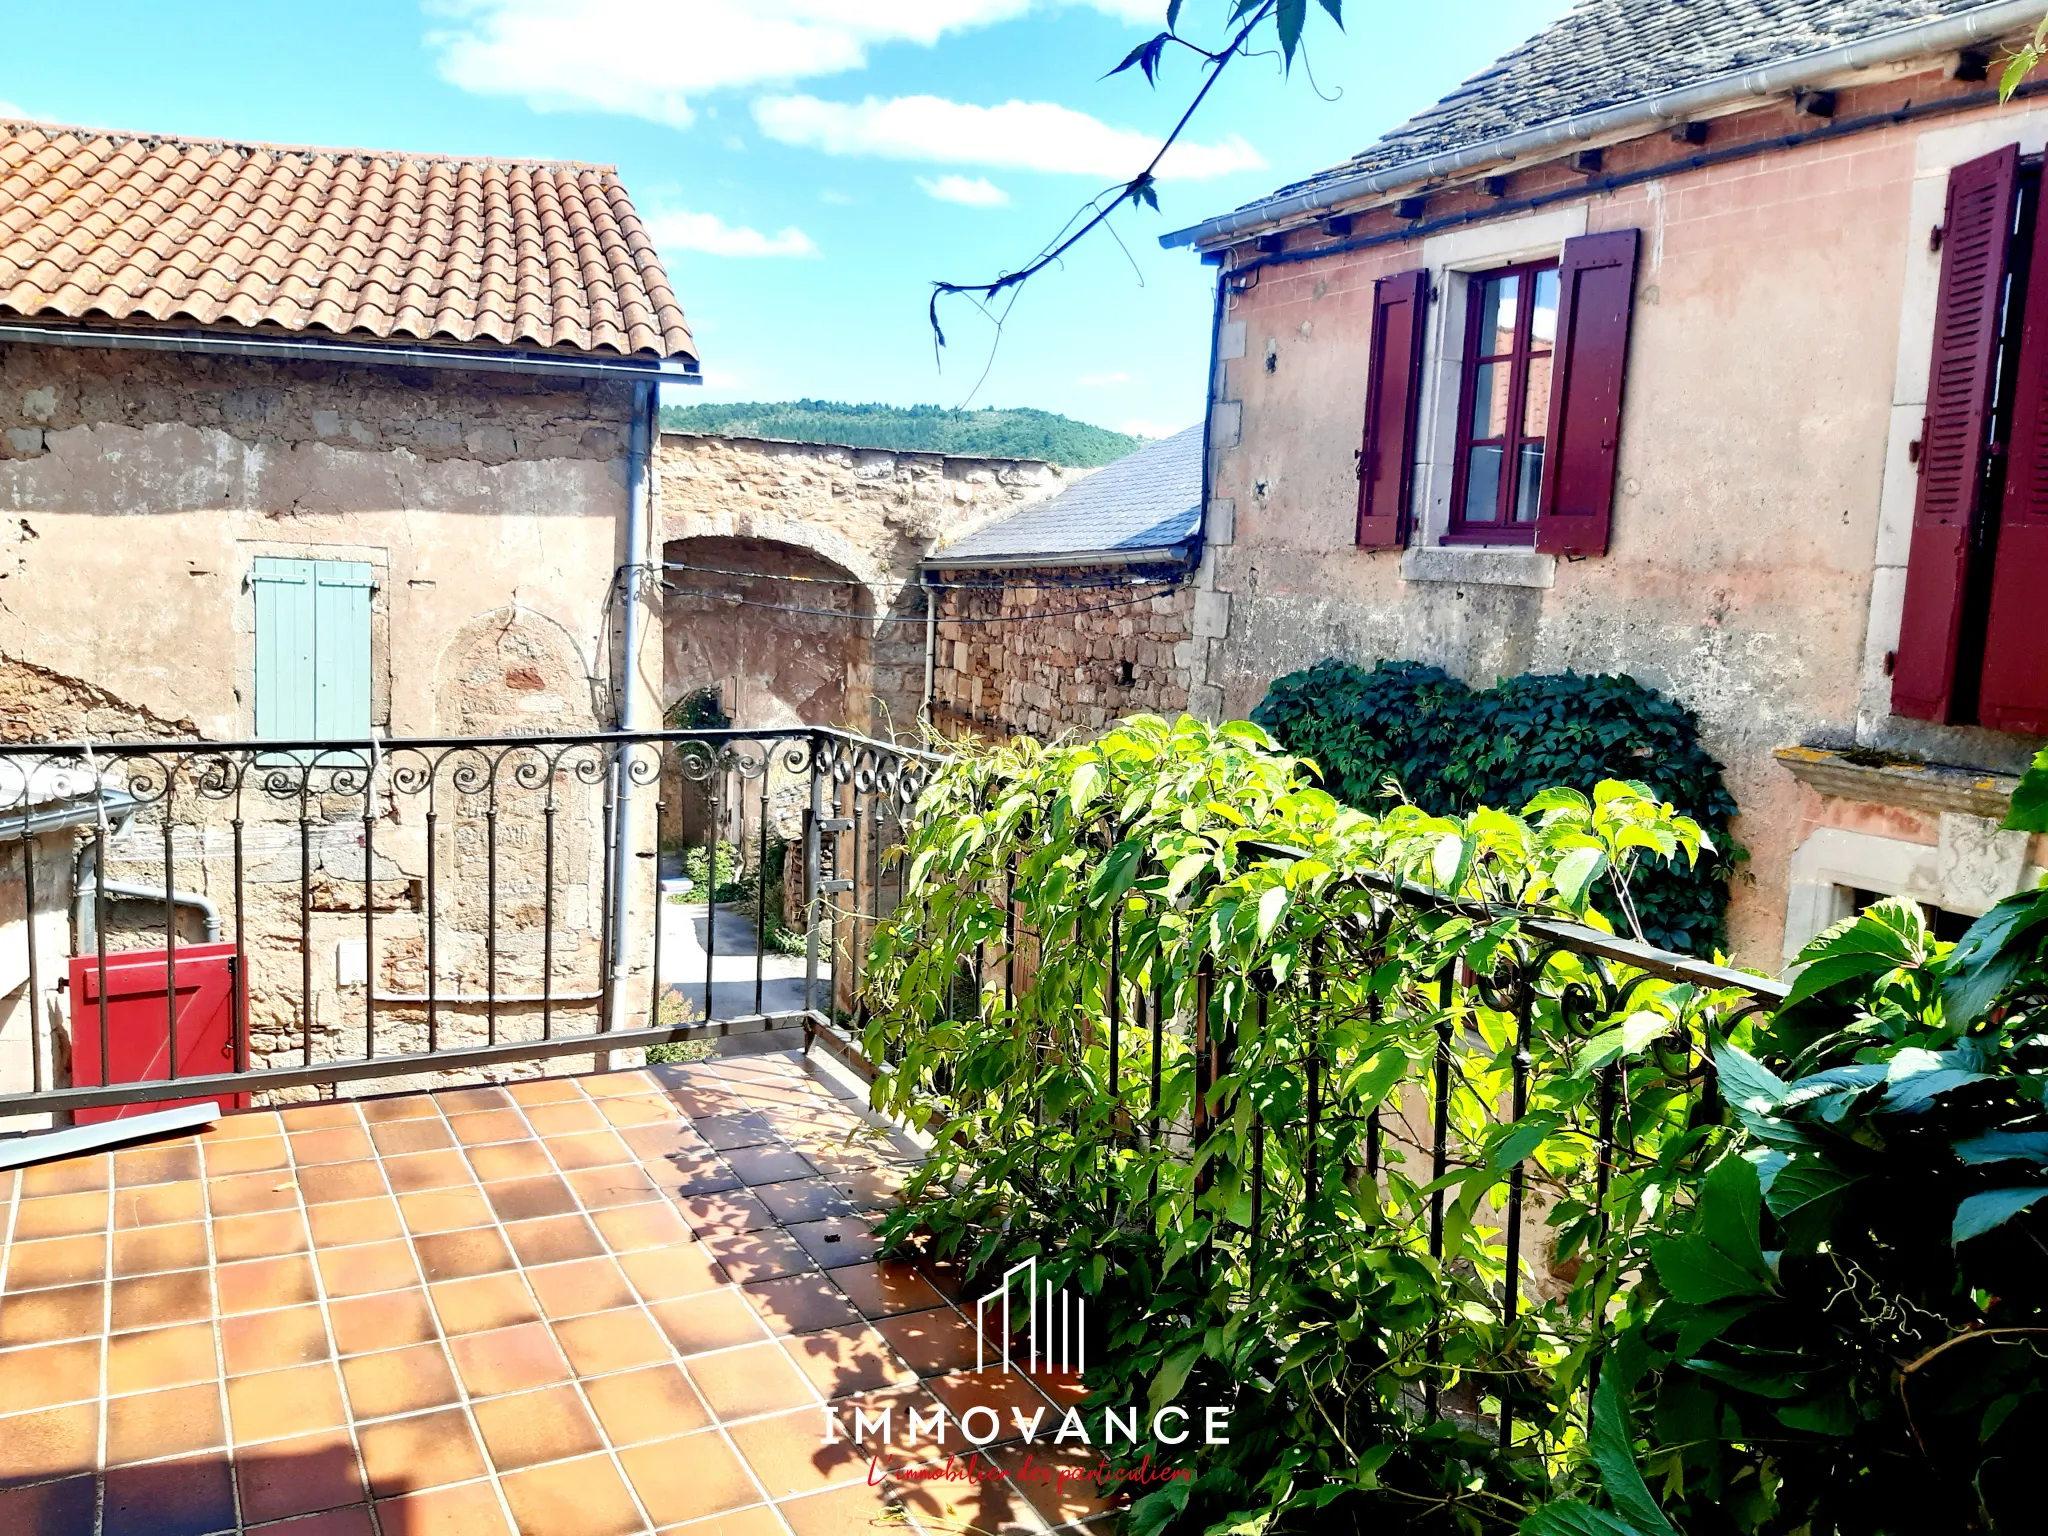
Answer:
[
  {"left": 1356, "top": 268, "right": 1430, "bottom": 548},
  {"left": 1534, "top": 230, "right": 1639, "bottom": 555},
  {"left": 1979, "top": 165, "right": 2048, "bottom": 733},
  {"left": 1893, "top": 143, "right": 2018, "bottom": 722}
]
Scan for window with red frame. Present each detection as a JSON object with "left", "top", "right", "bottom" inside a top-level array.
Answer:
[{"left": 1447, "top": 260, "right": 1561, "bottom": 542}]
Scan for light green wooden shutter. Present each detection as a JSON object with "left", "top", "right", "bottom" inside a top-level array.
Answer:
[{"left": 252, "top": 557, "right": 374, "bottom": 740}]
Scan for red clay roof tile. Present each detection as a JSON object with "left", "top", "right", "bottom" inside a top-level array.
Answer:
[{"left": 0, "top": 120, "right": 696, "bottom": 363}]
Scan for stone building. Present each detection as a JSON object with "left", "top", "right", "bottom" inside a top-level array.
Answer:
[
  {"left": 0, "top": 118, "right": 695, "bottom": 1111},
  {"left": 1161, "top": 0, "right": 2048, "bottom": 966},
  {"left": 925, "top": 426, "right": 1202, "bottom": 740}
]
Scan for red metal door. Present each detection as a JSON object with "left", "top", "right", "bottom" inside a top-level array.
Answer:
[{"left": 67, "top": 943, "right": 248, "bottom": 1124}]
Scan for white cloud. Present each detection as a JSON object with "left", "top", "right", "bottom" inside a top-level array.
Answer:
[
  {"left": 428, "top": 0, "right": 1149, "bottom": 126},
  {"left": 0, "top": 101, "right": 33, "bottom": 120},
  {"left": 644, "top": 209, "right": 818, "bottom": 258},
  {"left": 753, "top": 94, "right": 1262, "bottom": 179},
  {"left": 1078, "top": 370, "right": 1129, "bottom": 387},
  {"left": 919, "top": 174, "right": 1009, "bottom": 207}
]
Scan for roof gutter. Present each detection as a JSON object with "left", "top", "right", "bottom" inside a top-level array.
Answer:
[
  {"left": 919, "top": 540, "right": 1198, "bottom": 573},
  {"left": 1162, "top": 0, "right": 2045, "bottom": 249},
  {"left": 0, "top": 320, "right": 701, "bottom": 383}
]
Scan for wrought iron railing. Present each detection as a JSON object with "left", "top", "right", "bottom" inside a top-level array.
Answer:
[{"left": 0, "top": 727, "right": 934, "bottom": 1122}]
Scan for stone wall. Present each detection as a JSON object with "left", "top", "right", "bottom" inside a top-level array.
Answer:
[
  {"left": 656, "top": 432, "right": 1082, "bottom": 736},
  {"left": 930, "top": 567, "right": 1197, "bottom": 741}
]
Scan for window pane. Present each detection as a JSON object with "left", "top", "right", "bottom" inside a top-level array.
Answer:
[
  {"left": 1513, "top": 442, "right": 1544, "bottom": 523},
  {"left": 1463, "top": 445, "right": 1504, "bottom": 523},
  {"left": 1523, "top": 351, "right": 1553, "bottom": 437},
  {"left": 1474, "top": 273, "right": 1520, "bottom": 357},
  {"left": 1469, "top": 362, "right": 1511, "bottom": 439},
  {"left": 1530, "top": 267, "right": 1560, "bottom": 347}
]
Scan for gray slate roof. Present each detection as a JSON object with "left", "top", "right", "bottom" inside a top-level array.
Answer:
[
  {"left": 1267, "top": 0, "right": 2001, "bottom": 204},
  {"left": 924, "top": 424, "right": 1203, "bottom": 567}
]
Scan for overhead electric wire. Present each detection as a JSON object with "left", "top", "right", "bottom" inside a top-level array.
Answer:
[{"left": 658, "top": 559, "right": 1183, "bottom": 593}]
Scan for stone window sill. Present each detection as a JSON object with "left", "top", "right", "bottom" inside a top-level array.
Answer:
[
  {"left": 1400, "top": 545, "right": 1556, "bottom": 589},
  {"left": 1774, "top": 745, "right": 2018, "bottom": 820}
]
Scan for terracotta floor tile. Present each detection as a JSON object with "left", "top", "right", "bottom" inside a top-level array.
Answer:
[
  {"left": 916, "top": 1258, "right": 968, "bottom": 1302},
  {"left": 889, "top": 1455, "right": 1046, "bottom": 1536},
  {"left": 237, "top": 1427, "right": 363, "bottom": 1523},
  {"left": 618, "top": 1243, "right": 727, "bottom": 1303},
  {"left": 251, "top": 1506, "right": 376, "bottom": 1536},
  {"left": 988, "top": 1442, "right": 1126, "bottom": 1529},
  {"left": 832, "top": 1168, "right": 910, "bottom": 1216},
  {"left": 110, "top": 1268, "right": 214, "bottom": 1332},
  {"left": 583, "top": 1069, "right": 658, "bottom": 1098},
  {"left": 221, "top": 1303, "right": 331, "bottom": 1375},
  {"left": 288, "top": 1126, "right": 376, "bottom": 1166},
  {"left": 429, "top": 1271, "right": 540, "bottom": 1335},
  {"left": 676, "top": 1191, "right": 774, "bottom": 1235},
  {"left": 520, "top": 1100, "right": 607, "bottom": 1136},
  {"left": 639, "top": 1154, "right": 742, "bottom": 1201},
  {"left": 106, "top": 1321, "right": 217, "bottom": 1394},
  {"left": 620, "top": 1430, "right": 758, "bottom": 1525},
  {"left": 828, "top": 1263, "right": 946, "bottom": 1320},
  {"left": 691, "top": 1114, "right": 774, "bottom": 1152},
  {"left": 481, "top": 1175, "right": 578, "bottom": 1223},
  {"left": 413, "top": 1226, "right": 516, "bottom": 1282},
  {"left": 777, "top": 1480, "right": 921, "bottom": 1536},
  {"left": 277, "top": 1103, "right": 362, "bottom": 1132},
  {"left": 741, "top": 1274, "right": 861, "bottom": 1338},
  {"left": 361, "top": 1095, "right": 441, "bottom": 1124},
  {"left": 399, "top": 1187, "right": 495, "bottom": 1237},
  {"left": 648, "top": 1289, "right": 771, "bottom": 1358},
  {"left": 565, "top": 1163, "right": 665, "bottom": 1212},
  {"left": 464, "top": 1140, "right": 555, "bottom": 1183},
  {"left": 116, "top": 1179, "right": 207, "bottom": 1230},
  {"left": 357, "top": 1406, "right": 489, "bottom": 1498},
  {"left": 12, "top": 1191, "right": 109, "bottom": 1240},
  {"left": 227, "top": 1363, "right": 348, "bottom": 1444},
  {"left": 698, "top": 1228, "right": 812, "bottom": 1285},
  {"left": 203, "top": 1135, "right": 292, "bottom": 1177},
  {"left": 782, "top": 1325, "right": 919, "bottom": 1401},
  {"left": 206, "top": 1172, "right": 299, "bottom": 1218},
  {"left": 448, "top": 1320, "right": 572, "bottom": 1397},
  {"left": 3, "top": 1234, "right": 106, "bottom": 1291},
  {"left": 218, "top": 1252, "right": 319, "bottom": 1314},
  {"left": 213, "top": 1209, "right": 310, "bottom": 1262},
  {"left": 18, "top": 1153, "right": 108, "bottom": 1199},
  {"left": 0, "top": 1339, "right": 102, "bottom": 1414},
  {"left": 330, "top": 1288, "right": 438, "bottom": 1356},
  {"left": 873, "top": 1310, "right": 983, "bottom": 1378},
  {"left": 111, "top": 1219, "right": 209, "bottom": 1277},
  {"left": 785, "top": 1218, "right": 880, "bottom": 1271},
  {"left": 687, "top": 1340, "right": 817, "bottom": 1420},
  {"left": 537, "top": 1129, "right": 633, "bottom": 1170},
  {"left": 318, "top": 1239, "right": 420, "bottom": 1298},
  {"left": 470, "top": 1383, "right": 603, "bottom": 1471},
  {"left": 552, "top": 1306, "right": 672, "bottom": 1376},
  {"left": 617, "top": 1120, "right": 712, "bottom": 1162},
  {"left": 727, "top": 1403, "right": 879, "bottom": 1499},
  {"left": 0, "top": 1281, "right": 104, "bottom": 1346},
  {"left": 375, "top": 1478, "right": 514, "bottom": 1536},
  {"left": 724, "top": 1145, "right": 816, "bottom": 1187},
  {"left": 500, "top": 1451, "right": 645, "bottom": 1536},
  {"left": 0, "top": 1401, "right": 97, "bottom": 1488},
  {"left": 0, "top": 1473, "right": 97, "bottom": 1535},
  {"left": 502, "top": 1214, "right": 606, "bottom": 1268},
  {"left": 449, "top": 1108, "right": 530, "bottom": 1147},
  {"left": 925, "top": 1370, "right": 1056, "bottom": 1437},
  {"left": 113, "top": 1143, "right": 202, "bottom": 1188},
  {"left": 296, "top": 1161, "right": 391, "bottom": 1206},
  {"left": 306, "top": 1197, "right": 406, "bottom": 1249},
  {"left": 507, "top": 1077, "right": 584, "bottom": 1108},
  {"left": 368, "top": 1117, "right": 457, "bottom": 1156},
  {"left": 752, "top": 1180, "right": 855, "bottom": 1226},
  {"left": 102, "top": 1452, "right": 237, "bottom": 1536},
  {"left": 439, "top": 1085, "right": 517, "bottom": 1115},
  {"left": 664, "top": 1090, "right": 746, "bottom": 1122},
  {"left": 593, "top": 1201, "right": 694, "bottom": 1254},
  {"left": 582, "top": 1363, "right": 710, "bottom": 1446},
  {"left": 597, "top": 1093, "right": 680, "bottom": 1130},
  {"left": 104, "top": 1380, "right": 225, "bottom": 1465},
  {"left": 525, "top": 1255, "right": 635, "bottom": 1320},
  {"left": 341, "top": 1342, "right": 462, "bottom": 1420},
  {"left": 383, "top": 1151, "right": 475, "bottom": 1195}
]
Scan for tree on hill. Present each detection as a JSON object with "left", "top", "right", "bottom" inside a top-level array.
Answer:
[{"left": 656, "top": 400, "right": 1144, "bottom": 468}]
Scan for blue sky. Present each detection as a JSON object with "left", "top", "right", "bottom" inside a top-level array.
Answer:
[{"left": 0, "top": 0, "right": 1564, "bottom": 437}]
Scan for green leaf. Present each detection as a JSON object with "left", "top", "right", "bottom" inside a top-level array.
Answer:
[
  {"left": 1127, "top": 1477, "right": 1191, "bottom": 1536},
  {"left": 1488, "top": 1111, "right": 1561, "bottom": 1172},
  {"left": 1316, "top": 0, "right": 1343, "bottom": 27},
  {"left": 1649, "top": 1155, "right": 1774, "bottom": 1303},
  {"left": 1256, "top": 883, "right": 1289, "bottom": 941},
  {"left": 1883, "top": 1047, "right": 1992, "bottom": 1114},
  {"left": 1713, "top": 1041, "right": 1800, "bottom": 1145},
  {"left": 1275, "top": 0, "right": 1308, "bottom": 63},
  {"left": 1575, "top": 1012, "right": 1674, "bottom": 1075},
  {"left": 2005, "top": 745, "right": 2048, "bottom": 831},
  {"left": 1588, "top": 1374, "right": 1677, "bottom": 1535},
  {"left": 1943, "top": 888, "right": 2048, "bottom": 1026},
  {"left": 1520, "top": 1502, "right": 1658, "bottom": 1536},
  {"left": 1069, "top": 760, "right": 1103, "bottom": 811},
  {"left": 1763, "top": 1156, "right": 1858, "bottom": 1250},
  {"left": 1954, "top": 1131, "right": 2048, "bottom": 1166},
  {"left": 1554, "top": 845, "right": 1608, "bottom": 907},
  {"left": 1953, "top": 1184, "right": 2048, "bottom": 1244},
  {"left": 1148, "top": 1338, "right": 1202, "bottom": 1413}
]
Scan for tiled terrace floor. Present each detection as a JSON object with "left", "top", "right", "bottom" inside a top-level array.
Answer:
[{"left": 0, "top": 1053, "right": 1115, "bottom": 1535}]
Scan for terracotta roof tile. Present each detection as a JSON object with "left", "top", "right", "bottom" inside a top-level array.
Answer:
[{"left": 0, "top": 119, "right": 696, "bottom": 363}]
